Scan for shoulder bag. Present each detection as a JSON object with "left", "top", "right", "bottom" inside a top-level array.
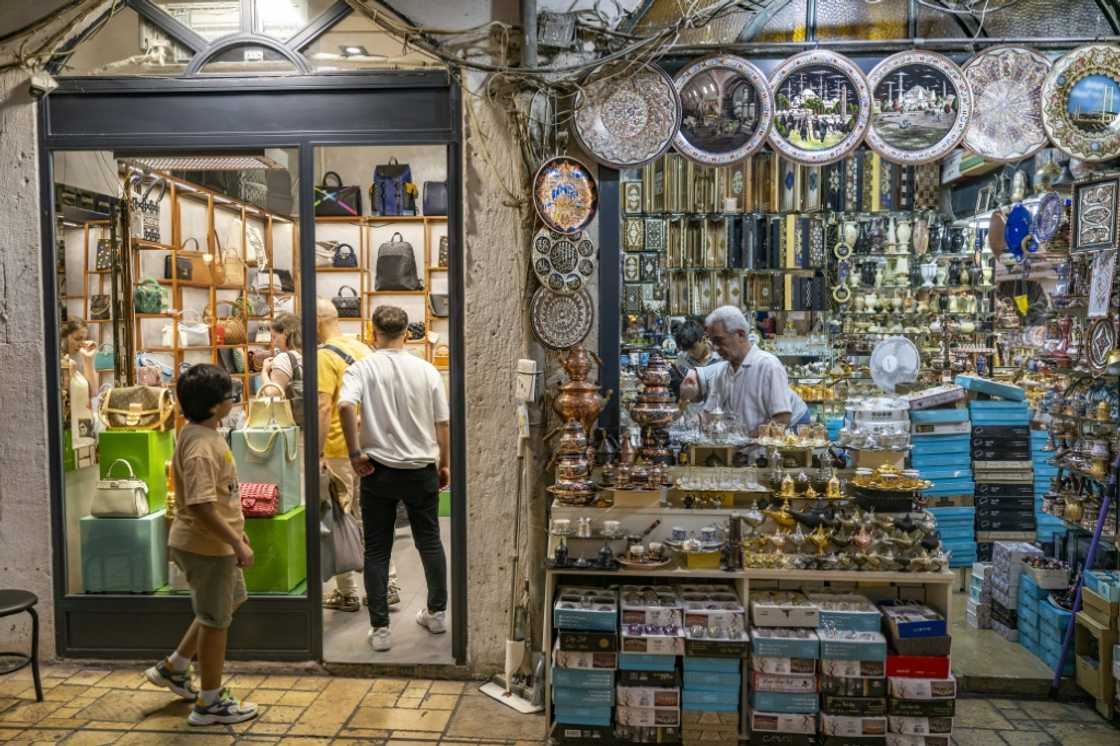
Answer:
[
  {"left": 141, "top": 178, "right": 167, "bottom": 242},
  {"left": 240, "top": 483, "right": 279, "bottom": 518},
  {"left": 163, "top": 238, "right": 207, "bottom": 283},
  {"left": 320, "top": 466, "right": 364, "bottom": 581},
  {"left": 374, "top": 232, "right": 422, "bottom": 290},
  {"left": 423, "top": 181, "right": 448, "bottom": 216},
  {"left": 438, "top": 235, "right": 449, "bottom": 268},
  {"left": 99, "top": 385, "right": 175, "bottom": 431},
  {"left": 210, "top": 231, "right": 244, "bottom": 287},
  {"left": 429, "top": 293, "right": 449, "bottom": 318},
  {"left": 371, "top": 157, "right": 416, "bottom": 216},
  {"left": 134, "top": 278, "right": 166, "bottom": 314},
  {"left": 433, "top": 344, "right": 449, "bottom": 368},
  {"left": 136, "top": 352, "right": 174, "bottom": 385},
  {"left": 332, "top": 285, "right": 361, "bottom": 318},
  {"left": 96, "top": 238, "right": 116, "bottom": 271},
  {"left": 239, "top": 288, "right": 269, "bottom": 318},
  {"left": 90, "top": 294, "right": 111, "bottom": 320},
  {"left": 315, "top": 240, "right": 338, "bottom": 267},
  {"left": 254, "top": 326, "right": 272, "bottom": 344},
  {"left": 247, "top": 223, "right": 268, "bottom": 269},
  {"left": 91, "top": 459, "right": 150, "bottom": 518},
  {"left": 285, "top": 351, "right": 305, "bottom": 427},
  {"left": 94, "top": 344, "right": 115, "bottom": 371},
  {"left": 206, "top": 300, "right": 247, "bottom": 345},
  {"left": 165, "top": 308, "right": 211, "bottom": 347},
  {"left": 332, "top": 243, "right": 359, "bottom": 268},
  {"left": 247, "top": 382, "right": 295, "bottom": 429},
  {"left": 314, "top": 171, "right": 362, "bottom": 217}
]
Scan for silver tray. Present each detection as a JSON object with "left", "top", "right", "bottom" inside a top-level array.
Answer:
[
  {"left": 532, "top": 227, "right": 596, "bottom": 294},
  {"left": 1042, "top": 43, "right": 1120, "bottom": 162},
  {"left": 530, "top": 286, "right": 593, "bottom": 350},
  {"left": 963, "top": 46, "right": 1051, "bottom": 163},
  {"left": 671, "top": 55, "right": 773, "bottom": 166}
]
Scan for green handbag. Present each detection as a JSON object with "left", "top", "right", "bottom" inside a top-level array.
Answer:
[{"left": 133, "top": 278, "right": 166, "bottom": 314}]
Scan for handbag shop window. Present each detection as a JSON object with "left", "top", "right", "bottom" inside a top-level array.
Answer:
[{"left": 54, "top": 149, "right": 309, "bottom": 600}]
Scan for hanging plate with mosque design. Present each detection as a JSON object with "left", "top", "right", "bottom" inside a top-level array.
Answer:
[
  {"left": 865, "top": 51, "right": 973, "bottom": 166},
  {"left": 768, "top": 50, "right": 871, "bottom": 166},
  {"left": 671, "top": 55, "right": 773, "bottom": 166}
]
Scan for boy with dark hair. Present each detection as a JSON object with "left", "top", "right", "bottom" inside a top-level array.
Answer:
[{"left": 144, "top": 364, "right": 258, "bottom": 726}]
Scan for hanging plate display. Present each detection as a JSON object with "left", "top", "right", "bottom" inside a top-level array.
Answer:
[
  {"left": 530, "top": 287, "right": 593, "bottom": 350},
  {"left": 865, "top": 51, "right": 973, "bottom": 165},
  {"left": 1087, "top": 319, "right": 1117, "bottom": 373},
  {"left": 768, "top": 50, "right": 871, "bottom": 166},
  {"left": 1005, "top": 203, "right": 1034, "bottom": 258},
  {"left": 1034, "top": 191, "right": 1065, "bottom": 242},
  {"left": 533, "top": 156, "right": 598, "bottom": 234},
  {"left": 1042, "top": 44, "right": 1120, "bottom": 162},
  {"left": 671, "top": 55, "right": 773, "bottom": 165},
  {"left": 962, "top": 46, "right": 1051, "bottom": 163},
  {"left": 532, "top": 228, "right": 596, "bottom": 294},
  {"left": 572, "top": 62, "right": 682, "bottom": 169}
]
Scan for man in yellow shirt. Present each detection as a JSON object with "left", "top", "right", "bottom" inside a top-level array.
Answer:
[{"left": 316, "top": 299, "right": 400, "bottom": 611}]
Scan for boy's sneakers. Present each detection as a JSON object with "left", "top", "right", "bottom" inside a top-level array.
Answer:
[
  {"left": 369, "top": 627, "right": 392, "bottom": 651},
  {"left": 188, "top": 688, "right": 258, "bottom": 726},
  {"left": 417, "top": 609, "right": 446, "bottom": 634},
  {"left": 144, "top": 659, "right": 198, "bottom": 701},
  {"left": 323, "top": 589, "right": 360, "bottom": 612}
]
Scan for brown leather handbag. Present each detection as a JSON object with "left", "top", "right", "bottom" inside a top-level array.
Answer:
[
  {"left": 210, "top": 231, "right": 244, "bottom": 287},
  {"left": 206, "top": 300, "right": 247, "bottom": 345},
  {"left": 99, "top": 385, "right": 175, "bottom": 431}
]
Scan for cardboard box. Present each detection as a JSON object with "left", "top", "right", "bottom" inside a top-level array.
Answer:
[
  {"left": 880, "top": 604, "right": 947, "bottom": 639},
  {"left": 617, "top": 686, "right": 681, "bottom": 708},
  {"left": 749, "top": 733, "right": 816, "bottom": 746},
  {"left": 748, "top": 711, "right": 817, "bottom": 735},
  {"left": 684, "top": 656, "right": 740, "bottom": 673},
  {"left": 552, "top": 686, "right": 614, "bottom": 707},
  {"left": 683, "top": 670, "right": 740, "bottom": 690},
  {"left": 617, "top": 706, "right": 681, "bottom": 727},
  {"left": 887, "top": 716, "right": 953, "bottom": 735},
  {"left": 554, "top": 704, "right": 613, "bottom": 727},
  {"left": 890, "top": 635, "right": 952, "bottom": 658},
  {"left": 820, "top": 630, "right": 888, "bottom": 662},
  {"left": 750, "top": 672, "right": 817, "bottom": 693},
  {"left": 620, "top": 669, "right": 680, "bottom": 688},
  {"left": 821, "top": 696, "right": 889, "bottom": 717},
  {"left": 885, "top": 736, "right": 949, "bottom": 746},
  {"left": 620, "top": 585, "right": 681, "bottom": 626},
  {"left": 906, "top": 385, "right": 966, "bottom": 410},
  {"left": 749, "top": 691, "right": 819, "bottom": 714},
  {"left": 622, "top": 629, "right": 686, "bottom": 656},
  {"left": 751, "top": 591, "right": 820, "bottom": 627},
  {"left": 553, "top": 641, "right": 618, "bottom": 670},
  {"left": 554, "top": 586, "right": 619, "bottom": 631},
  {"left": 620, "top": 653, "right": 678, "bottom": 672},
  {"left": 617, "top": 724, "right": 682, "bottom": 744},
  {"left": 552, "top": 667, "right": 615, "bottom": 689},
  {"left": 684, "top": 635, "right": 750, "bottom": 659},
  {"left": 885, "top": 656, "right": 950, "bottom": 679},
  {"left": 888, "top": 699, "right": 955, "bottom": 718},
  {"left": 549, "top": 722, "right": 613, "bottom": 744},
  {"left": 1081, "top": 587, "right": 1119, "bottom": 628},
  {"left": 808, "top": 593, "right": 883, "bottom": 632},
  {"left": 820, "top": 675, "right": 888, "bottom": 698},
  {"left": 751, "top": 627, "right": 820, "bottom": 659},
  {"left": 822, "top": 659, "right": 887, "bottom": 678},
  {"left": 751, "top": 656, "right": 817, "bottom": 675},
  {"left": 684, "top": 689, "right": 741, "bottom": 711},
  {"left": 821, "top": 714, "right": 889, "bottom": 737},
  {"left": 887, "top": 676, "right": 956, "bottom": 700},
  {"left": 559, "top": 630, "right": 618, "bottom": 653}
]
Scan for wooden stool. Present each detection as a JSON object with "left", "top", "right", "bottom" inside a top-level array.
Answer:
[{"left": 0, "top": 590, "right": 42, "bottom": 702}]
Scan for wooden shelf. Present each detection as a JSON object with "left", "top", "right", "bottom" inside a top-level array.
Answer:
[
  {"left": 135, "top": 313, "right": 178, "bottom": 319},
  {"left": 428, "top": 266, "right": 448, "bottom": 271},
  {"left": 314, "top": 216, "right": 365, "bottom": 224},
  {"left": 157, "top": 278, "right": 244, "bottom": 290},
  {"left": 316, "top": 267, "right": 362, "bottom": 273},
  {"left": 367, "top": 290, "right": 426, "bottom": 296},
  {"left": 132, "top": 239, "right": 176, "bottom": 251}
]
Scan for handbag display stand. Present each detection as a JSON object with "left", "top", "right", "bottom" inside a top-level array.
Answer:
[
  {"left": 242, "top": 505, "right": 307, "bottom": 593},
  {"left": 79, "top": 509, "right": 168, "bottom": 593},
  {"left": 97, "top": 429, "right": 175, "bottom": 511}
]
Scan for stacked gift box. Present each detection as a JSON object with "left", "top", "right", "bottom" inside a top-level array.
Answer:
[
  {"left": 749, "top": 592, "right": 820, "bottom": 745},
  {"left": 1037, "top": 597, "right": 1076, "bottom": 676},
  {"left": 618, "top": 585, "right": 685, "bottom": 739},
  {"left": 966, "top": 562, "right": 992, "bottom": 630},
  {"left": 989, "top": 541, "right": 1043, "bottom": 642},
  {"left": 680, "top": 584, "right": 748, "bottom": 746},
  {"left": 880, "top": 602, "right": 954, "bottom": 744},
  {"left": 926, "top": 507, "right": 976, "bottom": 568},
  {"left": 1015, "top": 571, "right": 1047, "bottom": 656},
  {"left": 1031, "top": 429, "right": 1065, "bottom": 543},
  {"left": 551, "top": 586, "right": 619, "bottom": 733}
]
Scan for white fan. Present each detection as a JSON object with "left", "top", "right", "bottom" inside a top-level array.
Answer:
[{"left": 870, "top": 336, "right": 921, "bottom": 393}]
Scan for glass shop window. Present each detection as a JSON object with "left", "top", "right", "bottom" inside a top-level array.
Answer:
[
  {"left": 59, "top": 7, "right": 193, "bottom": 76},
  {"left": 198, "top": 45, "right": 301, "bottom": 74}
]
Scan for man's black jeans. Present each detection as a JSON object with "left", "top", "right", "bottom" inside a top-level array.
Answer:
[{"left": 359, "top": 461, "right": 447, "bottom": 629}]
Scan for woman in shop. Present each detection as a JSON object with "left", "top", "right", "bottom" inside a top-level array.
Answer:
[
  {"left": 261, "top": 312, "right": 302, "bottom": 390},
  {"left": 60, "top": 318, "right": 99, "bottom": 447}
]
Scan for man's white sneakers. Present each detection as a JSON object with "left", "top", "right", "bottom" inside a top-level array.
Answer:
[
  {"left": 368, "top": 627, "right": 392, "bottom": 651},
  {"left": 417, "top": 609, "right": 446, "bottom": 634}
]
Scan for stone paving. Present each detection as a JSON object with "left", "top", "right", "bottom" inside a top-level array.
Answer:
[{"left": 0, "top": 664, "right": 1117, "bottom": 744}]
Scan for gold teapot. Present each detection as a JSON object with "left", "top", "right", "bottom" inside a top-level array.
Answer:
[{"left": 553, "top": 346, "right": 613, "bottom": 435}]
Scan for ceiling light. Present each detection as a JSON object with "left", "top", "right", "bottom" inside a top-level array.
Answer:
[
  {"left": 115, "top": 151, "right": 283, "bottom": 171},
  {"left": 341, "top": 45, "right": 368, "bottom": 57}
]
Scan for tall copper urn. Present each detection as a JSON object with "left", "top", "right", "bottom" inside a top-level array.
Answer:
[{"left": 553, "top": 346, "right": 613, "bottom": 435}]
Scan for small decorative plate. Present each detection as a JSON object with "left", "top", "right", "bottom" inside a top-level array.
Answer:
[
  {"left": 1005, "top": 203, "right": 1034, "bottom": 258},
  {"left": 988, "top": 210, "right": 1007, "bottom": 256},
  {"left": 530, "top": 287, "right": 593, "bottom": 350},
  {"left": 573, "top": 62, "right": 682, "bottom": 169},
  {"left": 768, "top": 50, "right": 872, "bottom": 166},
  {"left": 1042, "top": 44, "right": 1120, "bottom": 162},
  {"left": 533, "top": 156, "right": 598, "bottom": 234},
  {"left": 1034, "top": 191, "right": 1065, "bottom": 242},
  {"left": 672, "top": 55, "right": 774, "bottom": 165},
  {"left": 962, "top": 46, "right": 1051, "bottom": 163},
  {"left": 532, "top": 228, "right": 596, "bottom": 294},
  {"left": 866, "top": 51, "right": 973, "bottom": 165}
]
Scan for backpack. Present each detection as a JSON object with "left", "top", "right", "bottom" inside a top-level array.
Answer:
[
  {"left": 284, "top": 352, "right": 305, "bottom": 427},
  {"left": 371, "top": 158, "right": 416, "bottom": 216},
  {"left": 375, "top": 232, "right": 423, "bottom": 291}
]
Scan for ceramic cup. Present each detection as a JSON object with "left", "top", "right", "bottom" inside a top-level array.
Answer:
[
  {"left": 670, "top": 526, "right": 687, "bottom": 542},
  {"left": 550, "top": 518, "right": 571, "bottom": 535},
  {"left": 700, "top": 527, "right": 717, "bottom": 543}
]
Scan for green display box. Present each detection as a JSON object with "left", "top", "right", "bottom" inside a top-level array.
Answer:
[
  {"left": 242, "top": 506, "right": 306, "bottom": 593},
  {"left": 97, "top": 429, "right": 175, "bottom": 511},
  {"left": 80, "top": 509, "right": 168, "bottom": 593}
]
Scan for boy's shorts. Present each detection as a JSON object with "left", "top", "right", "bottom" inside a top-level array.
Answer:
[{"left": 170, "top": 547, "right": 247, "bottom": 629}]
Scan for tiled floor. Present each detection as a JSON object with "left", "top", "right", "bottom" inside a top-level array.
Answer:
[{"left": 1, "top": 663, "right": 1118, "bottom": 745}]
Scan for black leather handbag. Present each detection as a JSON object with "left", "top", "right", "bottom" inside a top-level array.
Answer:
[
  {"left": 332, "top": 285, "right": 361, "bottom": 318},
  {"left": 374, "top": 233, "right": 422, "bottom": 291},
  {"left": 274, "top": 269, "right": 295, "bottom": 292},
  {"left": 332, "top": 243, "right": 359, "bottom": 268},
  {"left": 315, "top": 171, "right": 362, "bottom": 217},
  {"left": 423, "top": 181, "right": 448, "bottom": 216},
  {"left": 163, "top": 255, "right": 192, "bottom": 281},
  {"left": 429, "top": 293, "right": 449, "bottom": 318}
]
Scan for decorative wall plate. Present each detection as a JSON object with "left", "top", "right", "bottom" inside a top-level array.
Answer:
[
  {"left": 671, "top": 55, "right": 773, "bottom": 165},
  {"left": 573, "top": 62, "right": 682, "bottom": 169},
  {"left": 532, "top": 228, "right": 596, "bottom": 294},
  {"left": 1087, "top": 318, "right": 1116, "bottom": 373},
  {"left": 1071, "top": 175, "right": 1120, "bottom": 252},
  {"left": 530, "top": 287, "right": 593, "bottom": 350},
  {"left": 962, "top": 46, "right": 1051, "bottom": 163},
  {"left": 768, "top": 51, "right": 871, "bottom": 166},
  {"left": 1042, "top": 44, "right": 1120, "bottom": 162},
  {"left": 1034, "top": 191, "right": 1064, "bottom": 242},
  {"left": 1005, "top": 203, "right": 1034, "bottom": 258},
  {"left": 865, "top": 51, "right": 972, "bottom": 165},
  {"left": 533, "top": 156, "right": 598, "bottom": 234}
]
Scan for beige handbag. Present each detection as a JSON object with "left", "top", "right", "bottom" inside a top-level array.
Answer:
[
  {"left": 99, "top": 385, "right": 176, "bottom": 431},
  {"left": 91, "top": 459, "right": 150, "bottom": 517},
  {"left": 209, "top": 230, "right": 245, "bottom": 287},
  {"left": 247, "top": 383, "right": 295, "bottom": 429},
  {"left": 205, "top": 300, "right": 247, "bottom": 345}
]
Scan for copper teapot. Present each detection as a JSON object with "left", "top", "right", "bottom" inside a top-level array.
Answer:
[{"left": 554, "top": 346, "right": 612, "bottom": 435}]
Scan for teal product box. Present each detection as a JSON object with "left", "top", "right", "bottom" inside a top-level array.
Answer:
[
  {"left": 554, "top": 705, "right": 613, "bottom": 727},
  {"left": 749, "top": 691, "right": 820, "bottom": 714},
  {"left": 955, "top": 375, "right": 1025, "bottom": 401},
  {"left": 683, "top": 656, "right": 740, "bottom": 673},
  {"left": 230, "top": 427, "right": 301, "bottom": 514},
  {"left": 552, "top": 667, "right": 615, "bottom": 689},
  {"left": 553, "top": 586, "right": 618, "bottom": 631},
  {"left": 620, "top": 653, "right": 678, "bottom": 672},
  {"left": 683, "top": 690, "right": 740, "bottom": 711},
  {"left": 910, "top": 409, "right": 969, "bottom": 424},
  {"left": 817, "top": 611, "right": 882, "bottom": 634},
  {"left": 752, "top": 629, "right": 819, "bottom": 659},
  {"left": 910, "top": 453, "right": 972, "bottom": 468},
  {"left": 552, "top": 686, "right": 614, "bottom": 707},
  {"left": 1084, "top": 570, "right": 1120, "bottom": 602},
  {"left": 819, "top": 631, "right": 888, "bottom": 662},
  {"left": 97, "top": 429, "right": 175, "bottom": 511},
  {"left": 683, "top": 670, "right": 741, "bottom": 690},
  {"left": 80, "top": 509, "right": 168, "bottom": 593},
  {"left": 969, "top": 400, "right": 1029, "bottom": 412},
  {"left": 916, "top": 466, "right": 972, "bottom": 481}
]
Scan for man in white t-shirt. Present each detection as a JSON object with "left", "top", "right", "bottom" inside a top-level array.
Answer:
[{"left": 338, "top": 305, "right": 451, "bottom": 653}]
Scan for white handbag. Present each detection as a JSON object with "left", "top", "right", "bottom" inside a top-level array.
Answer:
[
  {"left": 247, "top": 224, "right": 268, "bottom": 269},
  {"left": 91, "top": 459, "right": 150, "bottom": 518},
  {"left": 314, "top": 241, "right": 337, "bottom": 267},
  {"left": 177, "top": 309, "right": 211, "bottom": 347},
  {"left": 253, "top": 271, "right": 282, "bottom": 291},
  {"left": 255, "top": 326, "right": 272, "bottom": 344}
]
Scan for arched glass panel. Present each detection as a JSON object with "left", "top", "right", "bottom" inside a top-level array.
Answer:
[
  {"left": 152, "top": 0, "right": 241, "bottom": 42},
  {"left": 300, "top": 12, "right": 436, "bottom": 71},
  {"left": 60, "top": 7, "right": 193, "bottom": 76},
  {"left": 198, "top": 44, "right": 301, "bottom": 74},
  {"left": 255, "top": 0, "right": 339, "bottom": 40}
]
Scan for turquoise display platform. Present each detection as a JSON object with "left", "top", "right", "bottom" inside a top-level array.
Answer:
[
  {"left": 98, "top": 429, "right": 175, "bottom": 511},
  {"left": 242, "top": 505, "right": 306, "bottom": 592},
  {"left": 80, "top": 509, "right": 168, "bottom": 593}
]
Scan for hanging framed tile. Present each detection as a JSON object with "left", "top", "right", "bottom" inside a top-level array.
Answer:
[
  {"left": 1042, "top": 44, "right": 1120, "bottom": 162},
  {"left": 640, "top": 253, "right": 659, "bottom": 282},
  {"left": 645, "top": 218, "right": 667, "bottom": 252},
  {"left": 963, "top": 46, "right": 1051, "bottom": 163},
  {"left": 768, "top": 50, "right": 872, "bottom": 166},
  {"left": 1087, "top": 318, "right": 1116, "bottom": 373},
  {"left": 865, "top": 50, "right": 973, "bottom": 165},
  {"left": 623, "top": 284, "right": 644, "bottom": 312},
  {"left": 623, "top": 254, "right": 641, "bottom": 282},
  {"left": 1088, "top": 250, "right": 1117, "bottom": 318},
  {"left": 1071, "top": 175, "right": 1120, "bottom": 253},
  {"left": 623, "top": 218, "right": 645, "bottom": 252},
  {"left": 623, "top": 181, "right": 644, "bottom": 214},
  {"left": 672, "top": 55, "right": 774, "bottom": 165},
  {"left": 533, "top": 156, "right": 598, "bottom": 234}
]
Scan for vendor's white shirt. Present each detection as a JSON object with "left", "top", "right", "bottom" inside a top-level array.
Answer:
[
  {"left": 338, "top": 348, "right": 449, "bottom": 468},
  {"left": 699, "top": 344, "right": 808, "bottom": 433}
]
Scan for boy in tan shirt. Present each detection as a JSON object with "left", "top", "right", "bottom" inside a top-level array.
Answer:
[{"left": 144, "top": 364, "right": 258, "bottom": 726}]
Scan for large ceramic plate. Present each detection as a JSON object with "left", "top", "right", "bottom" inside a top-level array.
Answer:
[
  {"left": 533, "top": 156, "right": 598, "bottom": 235},
  {"left": 768, "top": 50, "right": 871, "bottom": 166},
  {"left": 573, "top": 62, "right": 682, "bottom": 169},
  {"left": 865, "top": 51, "right": 972, "bottom": 165},
  {"left": 530, "top": 287, "right": 593, "bottom": 350},
  {"left": 1034, "top": 191, "right": 1064, "bottom": 242},
  {"left": 962, "top": 46, "right": 1051, "bottom": 163},
  {"left": 1042, "top": 44, "right": 1120, "bottom": 162},
  {"left": 671, "top": 55, "right": 773, "bottom": 165},
  {"left": 532, "top": 228, "right": 596, "bottom": 294}
]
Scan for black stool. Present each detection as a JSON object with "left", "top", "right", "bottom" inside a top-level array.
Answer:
[{"left": 0, "top": 590, "right": 42, "bottom": 702}]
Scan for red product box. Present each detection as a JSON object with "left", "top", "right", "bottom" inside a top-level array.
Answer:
[{"left": 885, "top": 656, "right": 950, "bottom": 679}]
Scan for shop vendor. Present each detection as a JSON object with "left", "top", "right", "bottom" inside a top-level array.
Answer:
[{"left": 680, "top": 305, "right": 809, "bottom": 434}]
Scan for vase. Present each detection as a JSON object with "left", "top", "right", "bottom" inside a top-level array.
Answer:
[
  {"left": 936, "top": 263, "right": 949, "bottom": 287},
  {"left": 897, "top": 220, "right": 912, "bottom": 253},
  {"left": 843, "top": 221, "right": 859, "bottom": 248}
]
